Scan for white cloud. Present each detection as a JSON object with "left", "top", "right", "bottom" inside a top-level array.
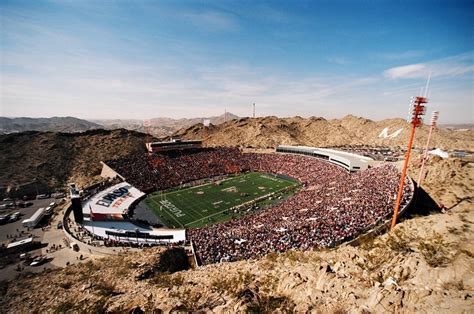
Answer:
[
  {"left": 384, "top": 52, "right": 474, "bottom": 79},
  {"left": 384, "top": 64, "right": 426, "bottom": 79}
]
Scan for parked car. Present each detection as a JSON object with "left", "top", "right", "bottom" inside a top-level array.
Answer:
[
  {"left": 9, "top": 213, "right": 20, "bottom": 222},
  {"left": 19, "top": 252, "right": 31, "bottom": 260},
  {"left": 30, "top": 256, "right": 47, "bottom": 266},
  {"left": 57, "top": 221, "right": 63, "bottom": 229}
]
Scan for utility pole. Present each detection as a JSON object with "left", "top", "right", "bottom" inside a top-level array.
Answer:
[{"left": 253, "top": 103, "right": 256, "bottom": 118}]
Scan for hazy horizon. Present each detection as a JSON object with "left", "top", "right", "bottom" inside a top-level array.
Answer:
[{"left": 1, "top": 1, "right": 473, "bottom": 124}]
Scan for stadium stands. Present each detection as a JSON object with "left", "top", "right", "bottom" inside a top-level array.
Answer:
[{"left": 103, "top": 147, "right": 413, "bottom": 264}]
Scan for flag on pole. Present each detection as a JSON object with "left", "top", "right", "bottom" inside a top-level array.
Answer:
[
  {"left": 89, "top": 204, "right": 95, "bottom": 237},
  {"left": 89, "top": 204, "right": 94, "bottom": 221}
]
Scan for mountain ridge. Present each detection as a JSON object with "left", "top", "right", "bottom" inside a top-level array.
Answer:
[
  {"left": 171, "top": 115, "right": 474, "bottom": 151},
  {"left": 0, "top": 116, "right": 103, "bottom": 134}
]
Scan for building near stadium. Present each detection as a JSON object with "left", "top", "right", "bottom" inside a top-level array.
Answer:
[
  {"left": 22, "top": 207, "right": 46, "bottom": 228},
  {"left": 276, "top": 145, "right": 372, "bottom": 172},
  {"left": 146, "top": 139, "right": 202, "bottom": 153}
]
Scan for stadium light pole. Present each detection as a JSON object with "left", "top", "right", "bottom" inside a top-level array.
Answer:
[
  {"left": 390, "top": 96, "right": 427, "bottom": 230},
  {"left": 416, "top": 111, "right": 439, "bottom": 189}
]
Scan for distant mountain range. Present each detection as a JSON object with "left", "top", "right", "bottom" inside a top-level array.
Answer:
[
  {"left": 1, "top": 115, "right": 471, "bottom": 136},
  {"left": 438, "top": 123, "right": 473, "bottom": 130},
  {"left": 91, "top": 112, "right": 239, "bottom": 137},
  {"left": 0, "top": 117, "right": 102, "bottom": 133},
  {"left": 0, "top": 113, "right": 239, "bottom": 136}
]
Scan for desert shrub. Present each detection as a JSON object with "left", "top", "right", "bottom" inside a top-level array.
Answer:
[
  {"left": 89, "top": 297, "right": 108, "bottom": 313},
  {"left": 149, "top": 273, "right": 184, "bottom": 288},
  {"left": 82, "top": 260, "right": 100, "bottom": 272},
  {"left": 170, "top": 287, "right": 204, "bottom": 312},
  {"left": 459, "top": 249, "right": 474, "bottom": 258},
  {"left": 246, "top": 294, "right": 295, "bottom": 313},
  {"left": 258, "top": 273, "right": 279, "bottom": 294},
  {"left": 442, "top": 280, "right": 464, "bottom": 291},
  {"left": 358, "top": 235, "right": 377, "bottom": 250},
  {"left": 459, "top": 214, "right": 470, "bottom": 224},
  {"left": 95, "top": 280, "right": 118, "bottom": 297},
  {"left": 386, "top": 229, "right": 414, "bottom": 253},
  {"left": 418, "top": 233, "right": 451, "bottom": 267},
  {"left": 58, "top": 281, "right": 72, "bottom": 289},
  {"left": 211, "top": 276, "right": 235, "bottom": 295},
  {"left": 284, "top": 250, "right": 310, "bottom": 263},
  {"left": 54, "top": 301, "right": 75, "bottom": 313},
  {"left": 447, "top": 226, "right": 461, "bottom": 235},
  {"left": 211, "top": 271, "right": 255, "bottom": 296}
]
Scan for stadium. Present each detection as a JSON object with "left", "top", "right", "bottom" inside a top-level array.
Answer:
[{"left": 63, "top": 140, "right": 414, "bottom": 266}]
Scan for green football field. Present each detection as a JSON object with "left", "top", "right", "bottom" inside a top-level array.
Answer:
[{"left": 144, "top": 172, "right": 298, "bottom": 228}]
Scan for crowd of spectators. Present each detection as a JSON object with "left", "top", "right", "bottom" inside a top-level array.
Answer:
[{"left": 104, "top": 148, "right": 413, "bottom": 265}]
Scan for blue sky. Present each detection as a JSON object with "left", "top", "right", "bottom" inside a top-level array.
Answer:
[{"left": 1, "top": 0, "right": 473, "bottom": 123}]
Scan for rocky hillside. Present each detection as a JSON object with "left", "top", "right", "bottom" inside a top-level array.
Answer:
[
  {"left": 409, "top": 156, "right": 474, "bottom": 208},
  {"left": 0, "top": 129, "right": 148, "bottom": 196},
  {"left": 0, "top": 117, "right": 102, "bottom": 134},
  {"left": 1, "top": 157, "right": 472, "bottom": 312},
  {"left": 173, "top": 115, "right": 474, "bottom": 151}
]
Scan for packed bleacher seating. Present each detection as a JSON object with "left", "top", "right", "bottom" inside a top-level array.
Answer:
[{"left": 104, "top": 147, "right": 413, "bottom": 265}]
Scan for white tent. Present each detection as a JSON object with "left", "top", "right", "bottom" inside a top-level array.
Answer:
[{"left": 428, "top": 148, "right": 449, "bottom": 159}]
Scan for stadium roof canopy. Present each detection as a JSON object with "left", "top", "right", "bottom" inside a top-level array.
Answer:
[{"left": 276, "top": 145, "right": 372, "bottom": 172}]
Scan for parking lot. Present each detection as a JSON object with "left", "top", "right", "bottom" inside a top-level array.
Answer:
[
  {"left": 0, "top": 197, "right": 94, "bottom": 281},
  {"left": 0, "top": 198, "right": 55, "bottom": 243}
]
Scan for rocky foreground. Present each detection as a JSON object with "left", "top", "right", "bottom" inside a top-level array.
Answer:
[{"left": 1, "top": 158, "right": 473, "bottom": 312}]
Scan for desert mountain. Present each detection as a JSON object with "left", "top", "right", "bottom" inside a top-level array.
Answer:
[
  {"left": 0, "top": 129, "right": 149, "bottom": 198},
  {"left": 92, "top": 112, "right": 239, "bottom": 138},
  {"left": 0, "top": 117, "right": 102, "bottom": 134},
  {"left": 1, "top": 115, "right": 473, "bottom": 198},
  {"left": 172, "top": 115, "right": 474, "bottom": 151}
]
